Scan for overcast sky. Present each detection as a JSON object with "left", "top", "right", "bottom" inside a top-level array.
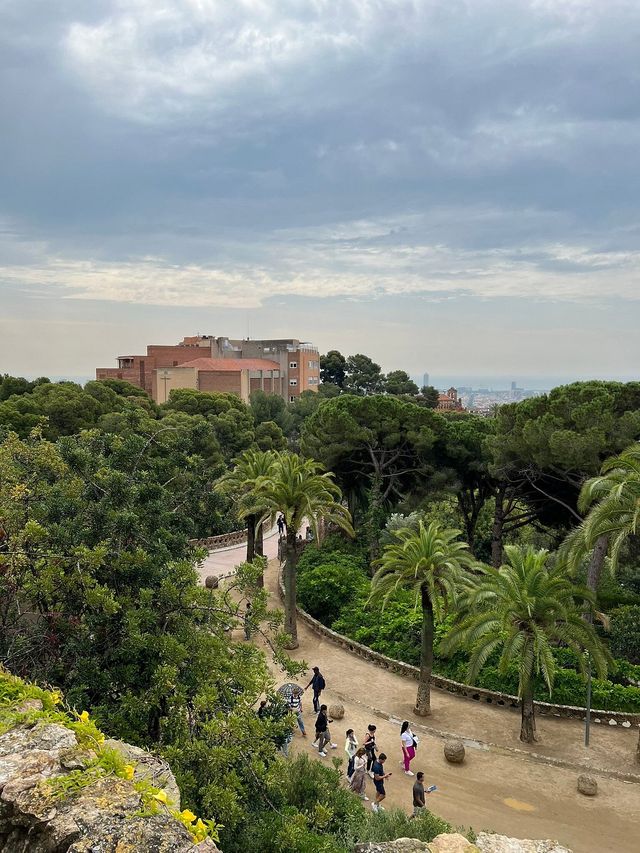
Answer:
[{"left": 1, "top": 0, "right": 639, "bottom": 383}]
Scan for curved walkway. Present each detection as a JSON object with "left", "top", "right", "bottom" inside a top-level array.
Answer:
[{"left": 214, "top": 543, "right": 640, "bottom": 853}]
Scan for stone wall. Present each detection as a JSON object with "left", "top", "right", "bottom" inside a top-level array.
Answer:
[
  {"left": 190, "top": 522, "right": 269, "bottom": 551},
  {"left": 279, "top": 573, "right": 640, "bottom": 728}
]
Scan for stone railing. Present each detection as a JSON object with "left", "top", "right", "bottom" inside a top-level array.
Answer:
[
  {"left": 190, "top": 522, "right": 269, "bottom": 552},
  {"left": 279, "top": 572, "right": 640, "bottom": 728}
]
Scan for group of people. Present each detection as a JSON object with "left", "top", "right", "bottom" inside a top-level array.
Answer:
[{"left": 283, "top": 666, "right": 435, "bottom": 815}]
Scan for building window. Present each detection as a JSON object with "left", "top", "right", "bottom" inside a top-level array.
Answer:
[
  {"left": 308, "top": 376, "right": 318, "bottom": 385},
  {"left": 290, "top": 395, "right": 296, "bottom": 402},
  {"left": 289, "top": 361, "right": 297, "bottom": 369},
  {"left": 289, "top": 379, "right": 297, "bottom": 386}
]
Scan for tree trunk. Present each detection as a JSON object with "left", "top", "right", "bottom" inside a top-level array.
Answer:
[
  {"left": 520, "top": 683, "right": 537, "bottom": 743},
  {"left": 246, "top": 514, "right": 256, "bottom": 564},
  {"left": 491, "top": 484, "right": 506, "bottom": 568},
  {"left": 586, "top": 534, "right": 608, "bottom": 594},
  {"left": 414, "top": 587, "right": 434, "bottom": 716},
  {"left": 283, "top": 530, "right": 299, "bottom": 649},
  {"left": 366, "top": 472, "right": 386, "bottom": 571},
  {"left": 254, "top": 519, "right": 264, "bottom": 587}
]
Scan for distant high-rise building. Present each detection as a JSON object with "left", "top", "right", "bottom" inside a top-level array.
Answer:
[
  {"left": 422, "top": 372, "right": 430, "bottom": 388},
  {"left": 511, "top": 381, "right": 517, "bottom": 391}
]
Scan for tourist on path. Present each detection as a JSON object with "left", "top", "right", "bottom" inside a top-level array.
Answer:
[
  {"left": 257, "top": 700, "right": 268, "bottom": 719},
  {"left": 288, "top": 687, "right": 306, "bottom": 737},
  {"left": 305, "top": 666, "right": 326, "bottom": 713},
  {"left": 400, "top": 720, "right": 417, "bottom": 776},
  {"left": 277, "top": 514, "right": 285, "bottom": 536},
  {"left": 344, "top": 729, "right": 358, "bottom": 778},
  {"left": 363, "top": 724, "right": 377, "bottom": 774},
  {"left": 349, "top": 747, "right": 368, "bottom": 800},
  {"left": 313, "top": 704, "right": 337, "bottom": 756},
  {"left": 411, "top": 771, "right": 426, "bottom": 818},
  {"left": 243, "top": 602, "right": 253, "bottom": 640},
  {"left": 371, "top": 753, "right": 391, "bottom": 812}
]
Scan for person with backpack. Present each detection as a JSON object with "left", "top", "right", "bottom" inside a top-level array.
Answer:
[
  {"left": 305, "top": 666, "right": 326, "bottom": 713},
  {"left": 363, "top": 724, "right": 377, "bottom": 774}
]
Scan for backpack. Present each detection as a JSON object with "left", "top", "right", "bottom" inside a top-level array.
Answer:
[{"left": 316, "top": 675, "right": 326, "bottom": 691}]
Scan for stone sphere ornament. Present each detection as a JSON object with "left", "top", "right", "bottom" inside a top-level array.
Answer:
[
  {"left": 328, "top": 703, "right": 345, "bottom": 720},
  {"left": 443, "top": 739, "right": 466, "bottom": 764},
  {"left": 577, "top": 774, "right": 598, "bottom": 796}
]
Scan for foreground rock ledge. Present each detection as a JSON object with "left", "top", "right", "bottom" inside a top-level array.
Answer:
[
  {"left": 355, "top": 831, "right": 573, "bottom": 852},
  {"left": 0, "top": 722, "right": 219, "bottom": 852}
]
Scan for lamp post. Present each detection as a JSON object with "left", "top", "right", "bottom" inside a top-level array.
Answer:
[{"left": 585, "top": 653, "right": 592, "bottom": 748}]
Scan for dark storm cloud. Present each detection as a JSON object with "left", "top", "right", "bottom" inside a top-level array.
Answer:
[{"left": 1, "top": 0, "right": 640, "bottom": 307}]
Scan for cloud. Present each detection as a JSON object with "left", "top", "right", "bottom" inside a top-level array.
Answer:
[{"left": 2, "top": 216, "right": 639, "bottom": 308}]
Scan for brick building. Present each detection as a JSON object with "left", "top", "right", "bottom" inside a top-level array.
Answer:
[
  {"left": 96, "top": 335, "right": 319, "bottom": 404},
  {"left": 436, "top": 387, "right": 464, "bottom": 412}
]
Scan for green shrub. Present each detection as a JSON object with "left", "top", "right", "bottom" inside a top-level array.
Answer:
[
  {"left": 345, "top": 807, "right": 452, "bottom": 845},
  {"left": 609, "top": 606, "right": 640, "bottom": 664},
  {"left": 297, "top": 558, "right": 368, "bottom": 624},
  {"left": 297, "top": 534, "right": 368, "bottom": 576}
]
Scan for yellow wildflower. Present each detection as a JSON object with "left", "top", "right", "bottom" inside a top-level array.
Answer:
[
  {"left": 122, "top": 764, "right": 135, "bottom": 780},
  {"left": 152, "top": 790, "right": 168, "bottom": 804},
  {"left": 180, "top": 809, "right": 197, "bottom": 823},
  {"left": 78, "top": 711, "right": 90, "bottom": 723},
  {"left": 50, "top": 691, "right": 62, "bottom": 706}
]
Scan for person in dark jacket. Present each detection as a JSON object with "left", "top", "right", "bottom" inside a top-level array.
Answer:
[
  {"left": 312, "top": 704, "right": 336, "bottom": 756},
  {"left": 305, "top": 666, "right": 326, "bottom": 713}
]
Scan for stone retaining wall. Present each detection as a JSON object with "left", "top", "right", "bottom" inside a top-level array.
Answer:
[
  {"left": 279, "top": 573, "right": 640, "bottom": 728},
  {"left": 190, "top": 522, "right": 268, "bottom": 551}
]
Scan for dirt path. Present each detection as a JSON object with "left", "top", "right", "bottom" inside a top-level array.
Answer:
[{"left": 256, "top": 557, "right": 640, "bottom": 853}]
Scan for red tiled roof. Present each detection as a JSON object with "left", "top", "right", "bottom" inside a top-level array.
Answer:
[{"left": 176, "top": 357, "right": 281, "bottom": 372}]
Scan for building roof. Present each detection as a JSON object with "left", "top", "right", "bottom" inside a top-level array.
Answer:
[{"left": 176, "top": 357, "right": 281, "bottom": 372}]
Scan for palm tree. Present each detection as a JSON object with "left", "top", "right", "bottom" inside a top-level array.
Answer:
[
  {"left": 216, "top": 449, "right": 278, "bottom": 578},
  {"left": 370, "top": 521, "right": 475, "bottom": 716},
  {"left": 442, "top": 546, "right": 609, "bottom": 743},
  {"left": 565, "top": 442, "right": 640, "bottom": 590},
  {"left": 253, "top": 452, "right": 353, "bottom": 648}
]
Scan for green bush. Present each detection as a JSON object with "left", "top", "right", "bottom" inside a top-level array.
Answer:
[
  {"left": 609, "top": 606, "right": 640, "bottom": 664},
  {"left": 297, "top": 534, "right": 368, "bottom": 576},
  {"left": 297, "top": 558, "right": 368, "bottom": 624},
  {"left": 345, "top": 808, "right": 452, "bottom": 845}
]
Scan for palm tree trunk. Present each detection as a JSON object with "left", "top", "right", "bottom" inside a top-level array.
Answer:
[
  {"left": 414, "top": 586, "right": 434, "bottom": 716},
  {"left": 246, "top": 513, "right": 256, "bottom": 563},
  {"left": 283, "top": 529, "right": 299, "bottom": 649},
  {"left": 586, "top": 534, "right": 608, "bottom": 594},
  {"left": 254, "top": 519, "right": 264, "bottom": 588},
  {"left": 520, "top": 682, "right": 537, "bottom": 743},
  {"left": 491, "top": 484, "right": 506, "bottom": 567}
]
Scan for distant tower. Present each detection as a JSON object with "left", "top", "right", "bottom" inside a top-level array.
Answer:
[
  {"left": 511, "top": 381, "right": 517, "bottom": 391},
  {"left": 423, "top": 372, "right": 430, "bottom": 388}
]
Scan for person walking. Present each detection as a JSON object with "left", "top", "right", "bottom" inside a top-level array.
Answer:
[
  {"left": 349, "top": 747, "right": 368, "bottom": 801},
  {"left": 277, "top": 514, "right": 285, "bottom": 536},
  {"left": 344, "top": 729, "right": 358, "bottom": 779},
  {"left": 243, "top": 602, "right": 253, "bottom": 640},
  {"left": 400, "top": 720, "right": 417, "bottom": 776},
  {"left": 411, "top": 771, "right": 430, "bottom": 818},
  {"left": 288, "top": 687, "right": 307, "bottom": 737},
  {"left": 371, "top": 753, "right": 391, "bottom": 812},
  {"left": 305, "top": 666, "right": 326, "bottom": 713},
  {"left": 363, "top": 724, "right": 377, "bottom": 775},
  {"left": 257, "top": 699, "right": 268, "bottom": 719},
  {"left": 314, "top": 704, "right": 336, "bottom": 757}
]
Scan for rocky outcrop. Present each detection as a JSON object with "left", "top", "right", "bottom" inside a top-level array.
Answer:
[
  {"left": 0, "top": 722, "right": 219, "bottom": 852},
  {"left": 354, "top": 832, "right": 572, "bottom": 853},
  {"left": 103, "top": 738, "right": 181, "bottom": 808}
]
